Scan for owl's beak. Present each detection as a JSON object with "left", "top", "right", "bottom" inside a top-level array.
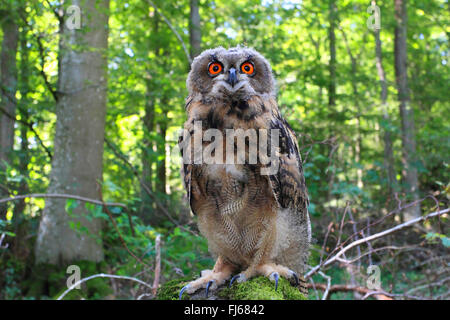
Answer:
[{"left": 227, "top": 68, "right": 238, "bottom": 87}]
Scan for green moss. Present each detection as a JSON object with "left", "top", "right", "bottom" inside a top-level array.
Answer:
[
  {"left": 219, "top": 276, "right": 307, "bottom": 300},
  {"left": 157, "top": 276, "right": 307, "bottom": 300},
  {"left": 156, "top": 277, "right": 192, "bottom": 300}
]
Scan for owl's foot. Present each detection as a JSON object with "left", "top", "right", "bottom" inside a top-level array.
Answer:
[
  {"left": 256, "top": 263, "right": 300, "bottom": 289},
  {"left": 229, "top": 263, "right": 299, "bottom": 291},
  {"left": 179, "top": 257, "right": 235, "bottom": 300},
  {"left": 229, "top": 272, "right": 247, "bottom": 287}
]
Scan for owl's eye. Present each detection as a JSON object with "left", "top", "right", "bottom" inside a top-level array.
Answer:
[
  {"left": 241, "top": 62, "right": 254, "bottom": 75},
  {"left": 208, "top": 62, "right": 223, "bottom": 76}
]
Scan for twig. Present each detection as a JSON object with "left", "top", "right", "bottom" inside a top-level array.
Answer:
[
  {"left": 57, "top": 273, "right": 153, "bottom": 300},
  {"left": 336, "top": 202, "right": 351, "bottom": 247},
  {"left": 136, "top": 293, "right": 154, "bottom": 300},
  {"left": 98, "top": 190, "right": 151, "bottom": 269},
  {"left": 317, "top": 270, "right": 331, "bottom": 300},
  {"left": 0, "top": 103, "right": 53, "bottom": 160},
  {"left": 335, "top": 245, "right": 417, "bottom": 265},
  {"left": 306, "top": 207, "right": 450, "bottom": 279},
  {"left": 361, "top": 290, "right": 423, "bottom": 300},
  {"left": 319, "top": 222, "right": 333, "bottom": 265},
  {"left": 306, "top": 283, "right": 393, "bottom": 300},
  {"left": 406, "top": 276, "right": 450, "bottom": 295},
  {"left": 36, "top": 35, "right": 59, "bottom": 101},
  {"left": 104, "top": 137, "right": 199, "bottom": 236},
  {"left": 152, "top": 234, "right": 161, "bottom": 296},
  {"left": 0, "top": 193, "right": 127, "bottom": 208}
]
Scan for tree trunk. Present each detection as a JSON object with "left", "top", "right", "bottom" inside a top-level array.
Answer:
[
  {"left": 140, "top": 83, "right": 155, "bottom": 222},
  {"left": 328, "top": 0, "right": 337, "bottom": 107},
  {"left": 340, "top": 28, "right": 363, "bottom": 190},
  {"left": 156, "top": 121, "right": 167, "bottom": 196},
  {"left": 189, "top": 0, "right": 201, "bottom": 60},
  {"left": 12, "top": 11, "right": 30, "bottom": 260},
  {"left": 394, "top": 0, "right": 421, "bottom": 220},
  {"left": 35, "top": 0, "right": 110, "bottom": 265},
  {"left": 13, "top": 16, "right": 30, "bottom": 220},
  {"left": 0, "top": 9, "right": 19, "bottom": 217},
  {"left": 372, "top": 1, "right": 397, "bottom": 202},
  {"left": 140, "top": 8, "right": 160, "bottom": 223}
]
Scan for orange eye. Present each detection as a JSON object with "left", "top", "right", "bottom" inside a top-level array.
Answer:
[
  {"left": 241, "top": 62, "right": 254, "bottom": 75},
  {"left": 208, "top": 62, "right": 223, "bottom": 75}
]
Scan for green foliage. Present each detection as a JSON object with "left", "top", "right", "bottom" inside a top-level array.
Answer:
[
  {"left": 425, "top": 232, "right": 450, "bottom": 248},
  {"left": 0, "top": 0, "right": 448, "bottom": 300}
]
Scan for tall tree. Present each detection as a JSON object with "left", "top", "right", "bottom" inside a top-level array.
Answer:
[
  {"left": 35, "top": 0, "right": 110, "bottom": 264},
  {"left": 328, "top": 0, "right": 337, "bottom": 107},
  {"left": 372, "top": 1, "right": 397, "bottom": 203},
  {"left": 394, "top": 0, "right": 421, "bottom": 219},
  {"left": 189, "top": 0, "right": 201, "bottom": 60},
  {"left": 140, "top": 5, "right": 159, "bottom": 223},
  {"left": 0, "top": 6, "right": 19, "bottom": 217},
  {"left": 13, "top": 8, "right": 30, "bottom": 220}
]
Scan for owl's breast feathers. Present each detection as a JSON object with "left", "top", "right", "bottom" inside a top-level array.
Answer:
[{"left": 180, "top": 95, "right": 309, "bottom": 220}]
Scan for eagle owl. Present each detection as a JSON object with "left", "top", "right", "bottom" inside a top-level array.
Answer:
[{"left": 179, "top": 47, "right": 311, "bottom": 299}]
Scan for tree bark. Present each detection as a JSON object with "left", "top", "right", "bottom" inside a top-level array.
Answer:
[
  {"left": 35, "top": 0, "right": 110, "bottom": 265},
  {"left": 13, "top": 14, "right": 30, "bottom": 220},
  {"left": 189, "top": 0, "right": 201, "bottom": 60},
  {"left": 328, "top": 0, "right": 337, "bottom": 107},
  {"left": 0, "top": 9, "right": 19, "bottom": 217},
  {"left": 372, "top": 1, "right": 397, "bottom": 202},
  {"left": 156, "top": 121, "right": 167, "bottom": 196},
  {"left": 140, "top": 7, "right": 160, "bottom": 222},
  {"left": 340, "top": 28, "right": 363, "bottom": 190},
  {"left": 394, "top": 0, "right": 421, "bottom": 219}
]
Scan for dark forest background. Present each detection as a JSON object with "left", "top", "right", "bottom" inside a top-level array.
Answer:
[{"left": 0, "top": 0, "right": 448, "bottom": 300}]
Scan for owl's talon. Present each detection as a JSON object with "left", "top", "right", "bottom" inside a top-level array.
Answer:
[
  {"left": 269, "top": 272, "right": 279, "bottom": 291},
  {"left": 229, "top": 273, "right": 246, "bottom": 288},
  {"left": 205, "top": 280, "right": 215, "bottom": 298},
  {"left": 179, "top": 284, "right": 191, "bottom": 300},
  {"left": 289, "top": 270, "right": 300, "bottom": 286}
]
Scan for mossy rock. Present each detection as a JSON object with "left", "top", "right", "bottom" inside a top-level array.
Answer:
[{"left": 157, "top": 276, "right": 307, "bottom": 300}]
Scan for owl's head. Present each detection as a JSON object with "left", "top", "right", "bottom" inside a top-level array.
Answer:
[{"left": 187, "top": 46, "right": 276, "bottom": 102}]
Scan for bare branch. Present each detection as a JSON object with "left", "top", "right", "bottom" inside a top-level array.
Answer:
[
  {"left": 317, "top": 270, "right": 331, "bottom": 300},
  {"left": 0, "top": 193, "right": 127, "bottom": 208},
  {"left": 306, "top": 282, "right": 393, "bottom": 300},
  {"left": 104, "top": 137, "right": 199, "bottom": 236},
  {"left": 0, "top": 101, "right": 53, "bottom": 160},
  {"left": 306, "top": 208, "right": 450, "bottom": 279},
  {"left": 57, "top": 273, "right": 153, "bottom": 300},
  {"left": 36, "top": 35, "right": 59, "bottom": 101},
  {"left": 98, "top": 190, "right": 151, "bottom": 269}
]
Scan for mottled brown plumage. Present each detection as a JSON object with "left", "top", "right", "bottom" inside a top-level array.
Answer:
[{"left": 179, "top": 47, "right": 311, "bottom": 298}]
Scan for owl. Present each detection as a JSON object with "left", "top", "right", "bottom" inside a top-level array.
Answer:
[{"left": 178, "top": 46, "right": 311, "bottom": 299}]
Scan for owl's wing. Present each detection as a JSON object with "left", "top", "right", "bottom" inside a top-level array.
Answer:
[
  {"left": 179, "top": 96, "right": 201, "bottom": 216},
  {"left": 178, "top": 126, "right": 196, "bottom": 216},
  {"left": 181, "top": 162, "right": 196, "bottom": 215},
  {"left": 267, "top": 115, "right": 309, "bottom": 219}
]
